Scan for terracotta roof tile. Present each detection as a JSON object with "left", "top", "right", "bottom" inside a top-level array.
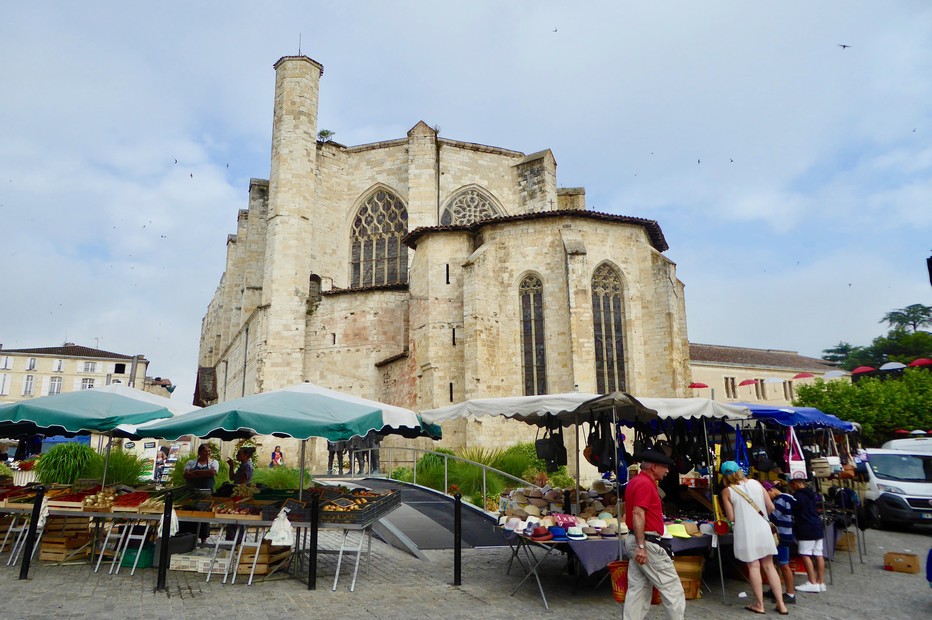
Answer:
[
  {"left": 0, "top": 344, "right": 137, "bottom": 360},
  {"left": 689, "top": 343, "right": 836, "bottom": 371},
  {"left": 403, "top": 209, "right": 668, "bottom": 252}
]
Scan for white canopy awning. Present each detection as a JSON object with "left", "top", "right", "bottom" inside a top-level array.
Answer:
[
  {"left": 420, "top": 393, "right": 600, "bottom": 425},
  {"left": 634, "top": 397, "right": 750, "bottom": 421}
]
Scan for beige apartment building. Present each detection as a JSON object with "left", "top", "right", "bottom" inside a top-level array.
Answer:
[
  {"left": 0, "top": 343, "right": 162, "bottom": 404},
  {"left": 688, "top": 343, "right": 836, "bottom": 406},
  {"left": 196, "top": 55, "right": 691, "bottom": 468}
]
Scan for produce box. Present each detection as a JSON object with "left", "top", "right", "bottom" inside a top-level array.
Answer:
[
  {"left": 319, "top": 489, "right": 400, "bottom": 524},
  {"left": 883, "top": 552, "right": 919, "bottom": 574},
  {"left": 835, "top": 531, "right": 856, "bottom": 551}
]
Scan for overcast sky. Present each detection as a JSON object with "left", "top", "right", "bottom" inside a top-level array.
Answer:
[{"left": 1, "top": 1, "right": 930, "bottom": 404}]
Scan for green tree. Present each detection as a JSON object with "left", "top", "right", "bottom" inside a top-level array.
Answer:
[
  {"left": 821, "top": 342, "right": 857, "bottom": 364},
  {"left": 794, "top": 368, "right": 932, "bottom": 445},
  {"left": 317, "top": 129, "right": 335, "bottom": 142},
  {"left": 879, "top": 303, "right": 932, "bottom": 333}
]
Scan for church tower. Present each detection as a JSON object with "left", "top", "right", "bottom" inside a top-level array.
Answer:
[{"left": 258, "top": 55, "right": 324, "bottom": 390}]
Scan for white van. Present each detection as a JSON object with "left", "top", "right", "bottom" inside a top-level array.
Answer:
[
  {"left": 881, "top": 437, "right": 932, "bottom": 453},
  {"left": 862, "top": 448, "right": 932, "bottom": 528}
]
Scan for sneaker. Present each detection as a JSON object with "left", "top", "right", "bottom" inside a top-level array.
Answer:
[
  {"left": 820, "top": 583, "right": 827, "bottom": 592},
  {"left": 796, "top": 582, "right": 821, "bottom": 593},
  {"left": 783, "top": 593, "right": 796, "bottom": 605}
]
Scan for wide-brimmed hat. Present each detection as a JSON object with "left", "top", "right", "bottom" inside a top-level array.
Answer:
[
  {"left": 522, "top": 522, "right": 537, "bottom": 536},
  {"left": 543, "top": 489, "right": 564, "bottom": 503},
  {"left": 566, "top": 526, "right": 587, "bottom": 540},
  {"left": 540, "top": 516, "right": 555, "bottom": 528},
  {"left": 591, "top": 479, "right": 614, "bottom": 494},
  {"left": 667, "top": 523, "right": 691, "bottom": 539},
  {"left": 582, "top": 526, "right": 599, "bottom": 537},
  {"left": 683, "top": 522, "right": 702, "bottom": 537},
  {"left": 599, "top": 526, "right": 617, "bottom": 538},
  {"left": 524, "top": 504, "right": 541, "bottom": 517},
  {"left": 587, "top": 518, "right": 607, "bottom": 529},
  {"left": 527, "top": 488, "right": 544, "bottom": 499},
  {"left": 616, "top": 522, "right": 629, "bottom": 535},
  {"left": 503, "top": 517, "right": 522, "bottom": 531},
  {"left": 548, "top": 526, "right": 569, "bottom": 542},
  {"left": 524, "top": 515, "right": 541, "bottom": 526},
  {"left": 530, "top": 526, "right": 553, "bottom": 541},
  {"left": 590, "top": 500, "right": 606, "bottom": 512},
  {"left": 638, "top": 449, "right": 676, "bottom": 467},
  {"left": 597, "top": 511, "right": 613, "bottom": 521},
  {"left": 528, "top": 497, "right": 548, "bottom": 508}
]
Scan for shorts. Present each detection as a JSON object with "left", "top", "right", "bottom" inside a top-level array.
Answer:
[
  {"left": 797, "top": 538, "right": 824, "bottom": 557},
  {"left": 775, "top": 544, "right": 791, "bottom": 565}
]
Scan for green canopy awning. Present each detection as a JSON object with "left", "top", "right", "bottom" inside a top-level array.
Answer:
[
  {"left": 0, "top": 384, "right": 193, "bottom": 436},
  {"left": 135, "top": 382, "right": 440, "bottom": 441}
]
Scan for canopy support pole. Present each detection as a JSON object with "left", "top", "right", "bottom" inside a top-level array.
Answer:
[
  {"left": 704, "top": 419, "right": 727, "bottom": 606},
  {"left": 574, "top": 412, "right": 581, "bottom": 515},
  {"left": 612, "top": 404, "right": 623, "bottom": 561},
  {"left": 298, "top": 440, "right": 307, "bottom": 501},
  {"left": 100, "top": 432, "right": 113, "bottom": 490}
]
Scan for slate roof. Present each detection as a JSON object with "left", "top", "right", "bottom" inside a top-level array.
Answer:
[
  {"left": 689, "top": 343, "right": 836, "bottom": 371},
  {"left": 0, "top": 344, "right": 138, "bottom": 360},
  {"left": 403, "top": 209, "right": 669, "bottom": 252}
]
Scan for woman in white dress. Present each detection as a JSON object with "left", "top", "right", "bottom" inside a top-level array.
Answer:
[{"left": 721, "top": 460, "right": 788, "bottom": 615}]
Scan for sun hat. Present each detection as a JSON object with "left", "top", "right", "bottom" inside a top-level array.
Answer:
[
  {"left": 599, "top": 526, "right": 617, "bottom": 538},
  {"left": 616, "top": 522, "right": 629, "bottom": 535},
  {"left": 503, "top": 517, "right": 522, "bottom": 531},
  {"left": 524, "top": 515, "right": 541, "bottom": 526},
  {"left": 698, "top": 522, "right": 715, "bottom": 536},
  {"left": 582, "top": 526, "right": 599, "bottom": 537},
  {"left": 597, "top": 511, "right": 613, "bottom": 521},
  {"left": 530, "top": 526, "right": 553, "bottom": 542},
  {"left": 591, "top": 479, "right": 614, "bottom": 494},
  {"left": 540, "top": 516, "right": 555, "bottom": 528},
  {"left": 549, "top": 503, "right": 563, "bottom": 513},
  {"left": 720, "top": 460, "right": 741, "bottom": 475},
  {"left": 590, "top": 500, "right": 606, "bottom": 512},
  {"left": 548, "top": 526, "right": 570, "bottom": 542},
  {"left": 527, "top": 488, "right": 544, "bottom": 499},
  {"left": 544, "top": 489, "right": 563, "bottom": 503},
  {"left": 667, "top": 523, "right": 691, "bottom": 539},
  {"left": 638, "top": 449, "right": 676, "bottom": 467},
  {"left": 528, "top": 497, "right": 548, "bottom": 508},
  {"left": 683, "top": 522, "right": 701, "bottom": 537},
  {"left": 498, "top": 515, "right": 509, "bottom": 526},
  {"left": 566, "top": 526, "right": 587, "bottom": 540},
  {"left": 524, "top": 504, "right": 541, "bottom": 517},
  {"left": 602, "top": 516, "right": 619, "bottom": 528},
  {"left": 523, "top": 522, "right": 537, "bottom": 536},
  {"left": 588, "top": 518, "right": 607, "bottom": 529}
]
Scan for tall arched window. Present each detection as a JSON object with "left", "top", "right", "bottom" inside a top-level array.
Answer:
[
  {"left": 350, "top": 188, "right": 409, "bottom": 287},
  {"left": 520, "top": 274, "right": 547, "bottom": 395},
  {"left": 592, "top": 263, "right": 626, "bottom": 393},
  {"left": 440, "top": 187, "right": 502, "bottom": 226}
]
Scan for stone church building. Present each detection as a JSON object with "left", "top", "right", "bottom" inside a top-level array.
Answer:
[{"left": 196, "top": 55, "right": 691, "bottom": 468}]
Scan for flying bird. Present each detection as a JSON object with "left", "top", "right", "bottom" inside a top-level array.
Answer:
[
  {"left": 838, "top": 44, "right": 851, "bottom": 49},
  {"left": 697, "top": 158, "right": 701, "bottom": 164},
  {"left": 173, "top": 159, "right": 178, "bottom": 164},
  {"left": 189, "top": 173, "right": 193, "bottom": 178},
  {"left": 553, "top": 28, "right": 557, "bottom": 32},
  {"left": 730, "top": 158, "right": 734, "bottom": 163}
]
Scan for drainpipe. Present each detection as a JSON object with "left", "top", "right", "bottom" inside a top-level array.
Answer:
[{"left": 242, "top": 326, "right": 249, "bottom": 397}]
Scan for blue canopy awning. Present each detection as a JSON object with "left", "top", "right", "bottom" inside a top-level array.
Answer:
[{"left": 735, "top": 403, "right": 856, "bottom": 432}]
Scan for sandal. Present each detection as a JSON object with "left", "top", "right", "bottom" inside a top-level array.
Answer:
[
  {"left": 776, "top": 608, "right": 789, "bottom": 615},
  {"left": 745, "top": 606, "right": 766, "bottom": 615}
]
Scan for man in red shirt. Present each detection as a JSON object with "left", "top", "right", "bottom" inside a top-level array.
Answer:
[{"left": 623, "top": 449, "right": 685, "bottom": 620}]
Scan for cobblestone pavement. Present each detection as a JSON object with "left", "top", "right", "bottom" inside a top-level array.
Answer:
[{"left": 1, "top": 526, "right": 929, "bottom": 619}]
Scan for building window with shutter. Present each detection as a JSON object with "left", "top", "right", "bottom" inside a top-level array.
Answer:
[
  {"left": 783, "top": 380, "right": 794, "bottom": 401},
  {"left": 81, "top": 378, "right": 95, "bottom": 390},
  {"left": 23, "top": 375, "right": 34, "bottom": 396},
  {"left": 0, "top": 374, "right": 10, "bottom": 396},
  {"left": 114, "top": 363, "right": 126, "bottom": 374},
  {"left": 724, "top": 376, "right": 737, "bottom": 399},
  {"left": 349, "top": 188, "right": 408, "bottom": 288},
  {"left": 0, "top": 356, "right": 12, "bottom": 370},
  {"left": 27, "top": 358, "right": 37, "bottom": 371},
  {"left": 53, "top": 359, "right": 63, "bottom": 373},
  {"left": 519, "top": 274, "right": 547, "bottom": 396},
  {"left": 755, "top": 379, "right": 766, "bottom": 400},
  {"left": 83, "top": 361, "right": 96, "bottom": 373},
  {"left": 49, "top": 376, "right": 62, "bottom": 395},
  {"left": 592, "top": 263, "right": 626, "bottom": 393}
]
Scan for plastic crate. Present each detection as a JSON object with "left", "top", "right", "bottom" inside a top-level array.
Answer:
[{"left": 121, "top": 544, "right": 155, "bottom": 569}]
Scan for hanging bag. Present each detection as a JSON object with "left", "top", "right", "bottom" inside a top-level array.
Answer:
[
  {"left": 825, "top": 432, "right": 842, "bottom": 473},
  {"left": 535, "top": 427, "right": 556, "bottom": 462},
  {"left": 786, "top": 426, "right": 807, "bottom": 479},
  {"left": 734, "top": 426, "right": 751, "bottom": 475},
  {"left": 751, "top": 424, "right": 775, "bottom": 472}
]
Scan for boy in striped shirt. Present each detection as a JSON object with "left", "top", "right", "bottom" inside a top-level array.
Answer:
[{"left": 765, "top": 480, "right": 797, "bottom": 604}]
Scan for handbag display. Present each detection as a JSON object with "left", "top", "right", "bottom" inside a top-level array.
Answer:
[
  {"left": 825, "top": 432, "right": 842, "bottom": 472},
  {"left": 730, "top": 484, "right": 780, "bottom": 547},
  {"left": 786, "top": 427, "right": 807, "bottom": 480}
]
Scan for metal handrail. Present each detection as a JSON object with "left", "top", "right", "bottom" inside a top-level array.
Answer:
[{"left": 341, "top": 446, "right": 541, "bottom": 512}]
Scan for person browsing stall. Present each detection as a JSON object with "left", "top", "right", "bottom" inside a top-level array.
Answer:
[
  {"left": 227, "top": 447, "right": 255, "bottom": 485},
  {"left": 183, "top": 444, "right": 219, "bottom": 494},
  {"left": 720, "top": 461, "right": 788, "bottom": 615},
  {"left": 764, "top": 480, "right": 797, "bottom": 605},
  {"left": 790, "top": 478, "right": 826, "bottom": 594},
  {"left": 623, "top": 449, "right": 685, "bottom": 620}
]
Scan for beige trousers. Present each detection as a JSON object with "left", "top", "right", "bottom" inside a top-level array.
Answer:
[{"left": 622, "top": 535, "right": 686, "bottom": 620}]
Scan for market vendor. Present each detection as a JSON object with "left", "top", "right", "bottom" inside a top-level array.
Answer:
[
  {"left": 227, "top": 447, "right": 255, "bottom": 485},
  {"left": 183, "top": 444, "right": 219, "bottom": 494}
]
